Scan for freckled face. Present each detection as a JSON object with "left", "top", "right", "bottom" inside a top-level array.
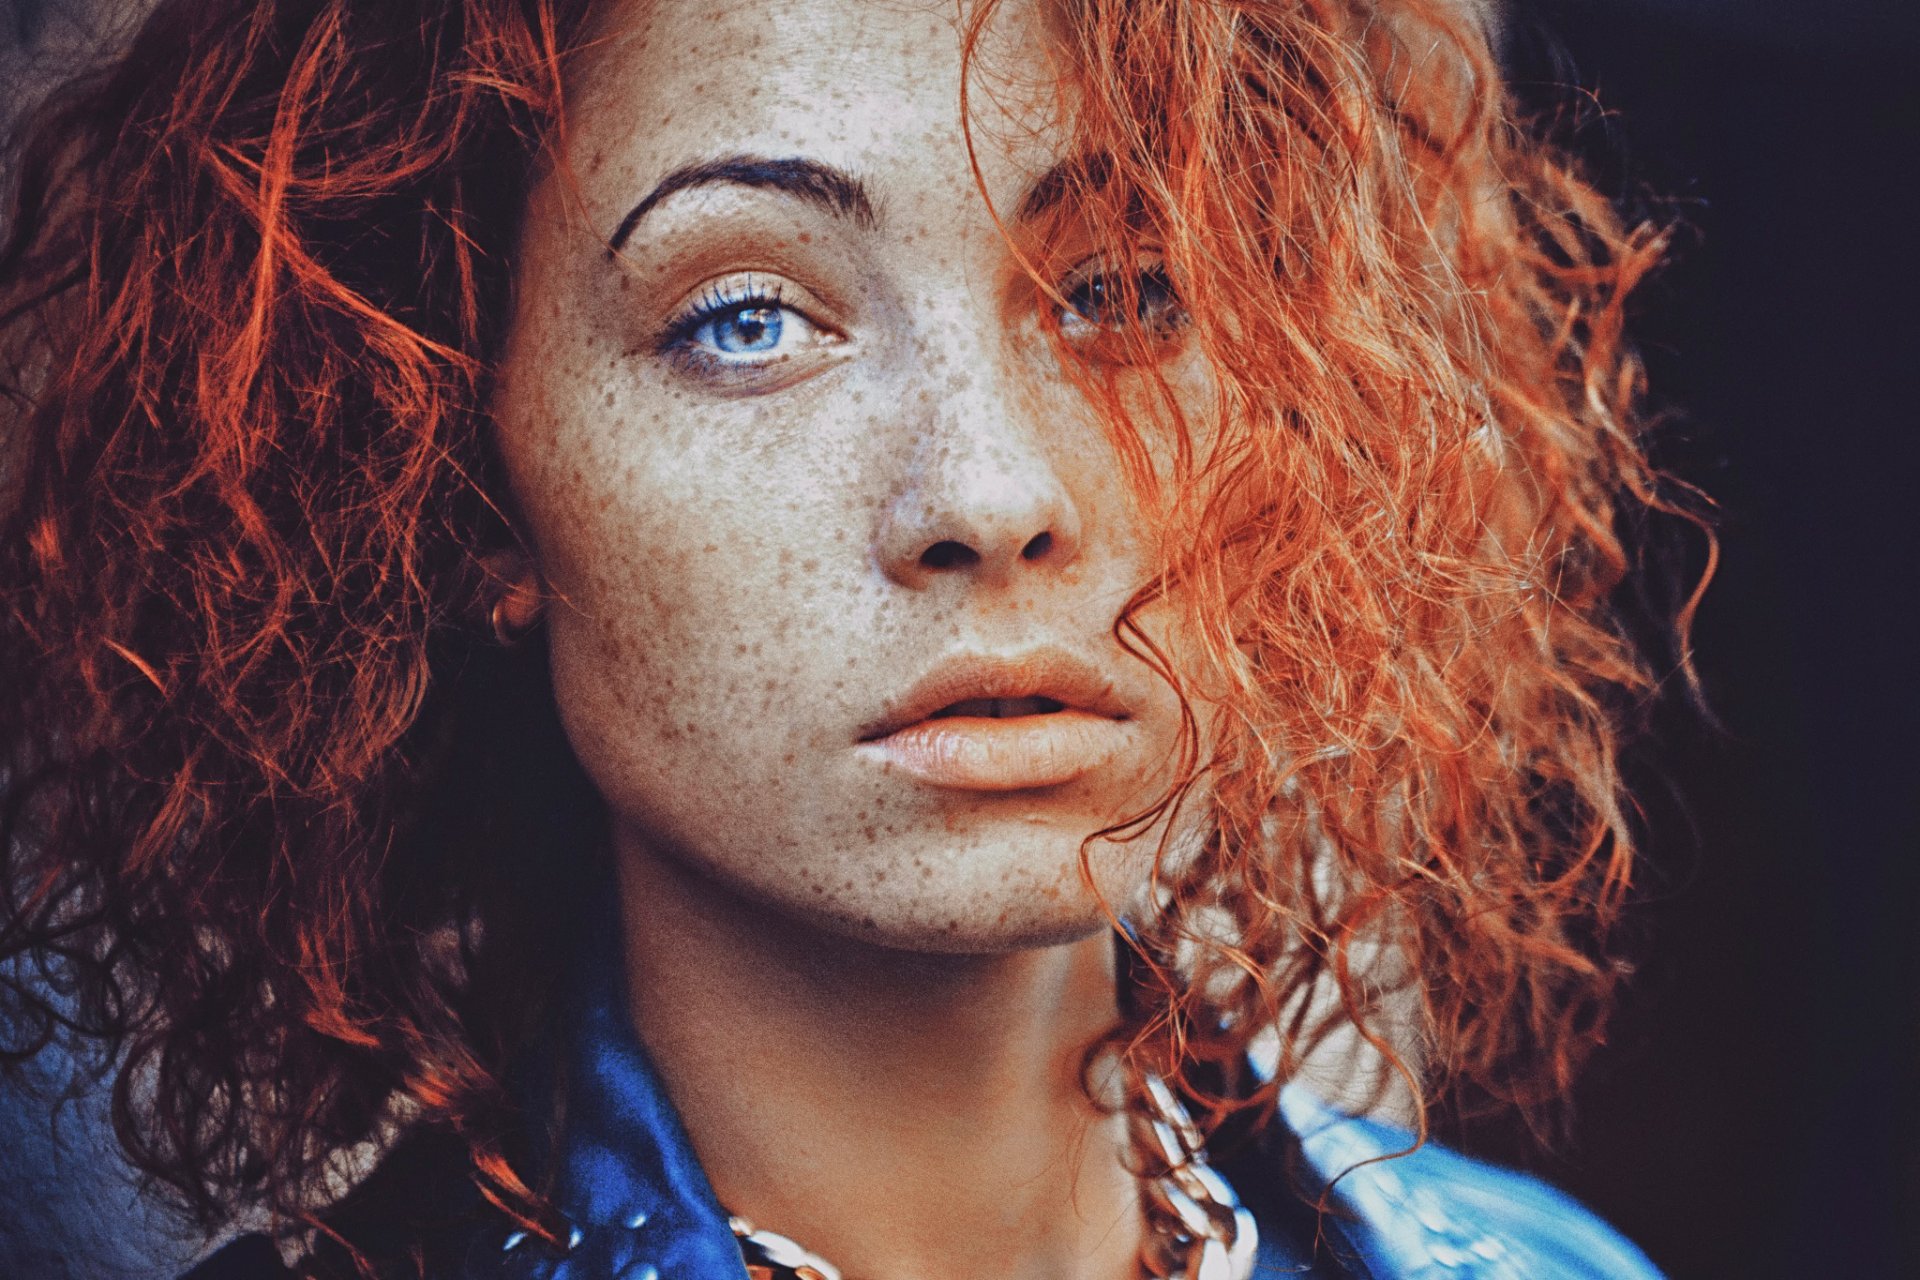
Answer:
[{"left": 492, "top": 0, "right": 1200, "bottom": 951}]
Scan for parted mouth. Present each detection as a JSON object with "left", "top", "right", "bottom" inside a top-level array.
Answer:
[
  {"left": 927, "top": 695, "right": 1067, "bottom": 720},
  {"left": 857, "top": 649, "right": 1132, "bottom": 743}
]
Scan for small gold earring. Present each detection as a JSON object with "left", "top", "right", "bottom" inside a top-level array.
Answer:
[{"left": 489, "top": 593, "right": 538, "bottom": 647}]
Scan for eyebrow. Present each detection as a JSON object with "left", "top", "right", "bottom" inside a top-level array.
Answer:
[
  {"left": 607, "top": 155, "right": 879, "bottom": 255},
  {"left": 606, "top": 150, "right": 1109, "bottom": 258},
  {"left": 1013, "top": 153, "right": 1111, "bottom": 225}
]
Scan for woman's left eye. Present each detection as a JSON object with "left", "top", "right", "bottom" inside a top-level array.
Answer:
[
  {"left": 1058, "top": 262, "right": 1186, "bottom": 339},
  {"left": 659, "top": 275, "right": 839, "bottom": 374}
]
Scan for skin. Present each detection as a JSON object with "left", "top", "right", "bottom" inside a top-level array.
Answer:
[{"left": 489, "top": 1, "right": 1208, "bottom": 1276}]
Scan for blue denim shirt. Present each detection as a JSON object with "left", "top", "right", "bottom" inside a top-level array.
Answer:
[
  {"left": 465, "top": 944, "right": 1664, "bottom": 1280},
  {"left": 178, "top": 930, "right": 1665, "bottom": 1280}
]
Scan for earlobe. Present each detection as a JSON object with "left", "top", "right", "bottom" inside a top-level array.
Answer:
[{"left": 479, "top": 547, "right": 547, "bottom": 646}]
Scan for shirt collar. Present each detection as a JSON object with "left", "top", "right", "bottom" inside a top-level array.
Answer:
[{"left": 502, "top": 903, "right": 745, "bottom": 1280}]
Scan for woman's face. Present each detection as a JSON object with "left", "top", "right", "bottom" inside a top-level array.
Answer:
[{"left": 493, "top": 0, "right": 1203, "bottom": 951}]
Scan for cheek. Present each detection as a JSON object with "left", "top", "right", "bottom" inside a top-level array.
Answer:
[
  {"left": 542, "top": 482, "right": 823, "bottom": 757},
  {"left": 541, "top": 543, "right": 849, "bottom": 891},
  {"left": 525, "top": 418, "right": 876, "bottom": 826}
]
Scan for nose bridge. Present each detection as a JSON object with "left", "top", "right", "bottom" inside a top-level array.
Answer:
[{"left": 873, "top": 307, "right": 1083, "bottom": 588}]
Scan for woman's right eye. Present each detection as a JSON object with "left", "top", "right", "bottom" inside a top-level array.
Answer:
[{"left": 657, "top": 274, "right": 842, "bottom": 379}]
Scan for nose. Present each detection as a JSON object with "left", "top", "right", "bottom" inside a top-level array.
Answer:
[{"left": 872, "top": 361, "right": 1085, "bottom": 590}]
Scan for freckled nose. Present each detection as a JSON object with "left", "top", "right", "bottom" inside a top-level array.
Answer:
[{"left": 873, "top": 388, "right": 1085, "bottom": 590}]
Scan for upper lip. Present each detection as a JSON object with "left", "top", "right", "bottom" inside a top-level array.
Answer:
[{"left": 858, "top": 648, "right": 1135, "bottom": 742}]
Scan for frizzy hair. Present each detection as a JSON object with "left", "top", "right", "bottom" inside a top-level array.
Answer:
[
  {"left": 0, "top": 0, "right": 596, "bottom": 1250},
  {"left": 0, "top": 0, "right": 1706, "bottom": 1265},
  {"left": 998, "top": 0, "right": 1711, "bottom": 1133}
]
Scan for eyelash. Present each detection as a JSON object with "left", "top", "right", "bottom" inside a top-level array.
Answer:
[{"left": 656, "top": 274, "right": 796, "bottom": 367}]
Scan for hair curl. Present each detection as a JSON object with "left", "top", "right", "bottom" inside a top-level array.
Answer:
[{"left": 0, "top": 0, "right": 1709, "bottom": 1266}]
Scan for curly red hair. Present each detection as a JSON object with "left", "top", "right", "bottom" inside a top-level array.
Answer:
[
  {"left": 999, "top": 0, "right": 1712, "bottom": 1138},
  {"left": 0, "top": 0, "right": 1709, "bottom": 1263}
]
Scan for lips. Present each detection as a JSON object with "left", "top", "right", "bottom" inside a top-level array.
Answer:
[
  {"left": 856, "top": 650, "right": 1137, "bottom": 791},
  {"left": 928, "top": 695, "right": 1065, "bottom": 720}
]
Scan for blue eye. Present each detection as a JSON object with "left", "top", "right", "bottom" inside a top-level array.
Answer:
[
  {"left": 1061, "top": 263, "right": 1185, "bottom": 337},
  {"left": 659, "top": 274, "right": 840, "bottom": 378},
  {"left": 695, "top": 304, "right": 784, "bottom": 355}
]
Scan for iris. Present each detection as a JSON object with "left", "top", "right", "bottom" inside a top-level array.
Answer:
[
  {"left": 696, "top": 303, "right": 784, "bottom": 354},
  {"left": 1062, "top": 264, "right": 1183, "bottom": 335}
]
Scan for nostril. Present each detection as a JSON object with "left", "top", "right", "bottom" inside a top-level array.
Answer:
[
  {"left": 920, "top": 540, "right": 980, "bottom": 571},
  {"left": 1021, "top": 531, "right": 1053, "bottom": 561}
]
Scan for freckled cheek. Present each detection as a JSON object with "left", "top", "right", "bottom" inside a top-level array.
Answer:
[{"left": 543, "top": 478, "right": 858, "bottom": 763}]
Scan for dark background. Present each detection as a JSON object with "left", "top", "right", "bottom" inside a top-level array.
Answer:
[{"left": 1467, "top": 3, "right": 1920, "bottom": 1277}]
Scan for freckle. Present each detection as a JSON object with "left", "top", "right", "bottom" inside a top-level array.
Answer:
[
  {"left": 862, "top": 827, "right": 877, "bottom": 843},
  {"left": 619, "top": 275, "right": 630, "bottom": 291},
  {"left": 782, "top": 752, "right": 796, "bottom": 765},
  {"left": 603, "top": 390, "right": 615, "bottom": 407}
]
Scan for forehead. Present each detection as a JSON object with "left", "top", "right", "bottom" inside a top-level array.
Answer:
[{"left": 561, "top": 0, "right": 1066, "bottom": 222}]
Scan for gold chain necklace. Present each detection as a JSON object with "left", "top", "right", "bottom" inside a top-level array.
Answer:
[{"left": 729, "top": 1074, "right": 1258, "bottom": 1280}]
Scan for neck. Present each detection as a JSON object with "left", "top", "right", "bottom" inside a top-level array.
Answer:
[{"left": 614, "top": 839, "right": 1143, "bottom": 1280}]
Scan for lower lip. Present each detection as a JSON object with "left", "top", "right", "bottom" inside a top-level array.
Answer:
[{"left": 857, "top": 711, "right": 1131, "bottom": 791}]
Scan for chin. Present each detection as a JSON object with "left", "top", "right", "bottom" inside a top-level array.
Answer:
[
  {"left": 778, "top": 835, "right": 1157, "bottom": 957},
  {"left": 831, "top": 901, "right": 1117, "bottom": 956}
]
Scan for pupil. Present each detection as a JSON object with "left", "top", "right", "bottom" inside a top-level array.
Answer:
[
  {"left": 1068, "top": 269, "right": 1178, "bottom": 330},
  {"left": 1070, "top": 278, "right": 1112, "bottom": 324},
  {"left": 717, "top": 305, "right": 782, "bottom": 353}
]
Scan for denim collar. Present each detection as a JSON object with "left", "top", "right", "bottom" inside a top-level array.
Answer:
[
  {"left": 490, "top": 917, "right": 1659, "bottom": 1280},
  {"left": 499, "top": 919, "right": 1328, "bottom": 1280},
  {"left": 495, "top": 893, "right": 742, "bottom": 1280},
  {"left": 502, "top": 952, "right": 741, "bottom": 1279}
]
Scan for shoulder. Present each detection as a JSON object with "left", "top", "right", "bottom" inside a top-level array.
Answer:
[{"left": 1278, "top": 1085, "right": 1665, "bottom": 1280}]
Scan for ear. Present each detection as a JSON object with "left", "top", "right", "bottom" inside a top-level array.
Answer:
[{"left": 479, "top": 545, "right": 546, "bottom": 637}]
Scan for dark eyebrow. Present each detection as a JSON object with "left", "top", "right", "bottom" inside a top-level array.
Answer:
[
  {"left": 1014, "top": 153, "right": 1112, "bottom": 225},
  {"left": 607, "top": 154, "right": 879, "bottom": 255}
]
